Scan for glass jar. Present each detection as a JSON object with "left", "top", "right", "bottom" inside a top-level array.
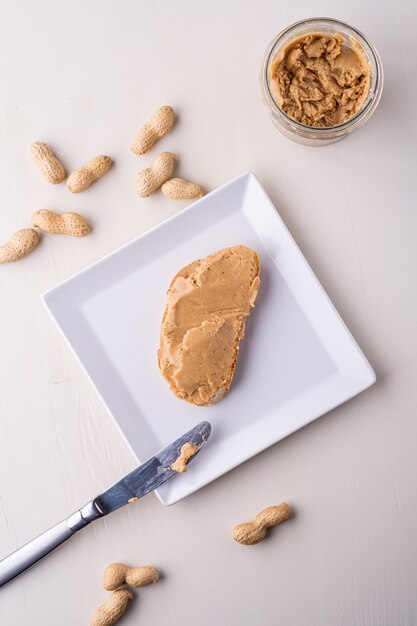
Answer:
[{"left": 260, "top": 17, "right": 383, "bottom": 146}]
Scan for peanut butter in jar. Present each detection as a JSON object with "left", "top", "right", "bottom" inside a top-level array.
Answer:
[
  {"left": 269, "top": 33, "right": 371, "bottom": 128},
  {"left": 260, "top": 18, "right": 383, "bottom": 145}
]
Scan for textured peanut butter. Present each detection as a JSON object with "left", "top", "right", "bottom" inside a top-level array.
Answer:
[
  {"left": 158, "top": 245, "right": 260, "bottom": 406},
  {"left": 269, "top": 33, "right": 371, "bottom": 127},
  {"left": 171, "top": 442, "right": 199, "bottom": 473}
]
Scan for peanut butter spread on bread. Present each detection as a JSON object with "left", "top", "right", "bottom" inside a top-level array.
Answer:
[{"left": 158, "top": 245, "right": 260, "bottom": 406}]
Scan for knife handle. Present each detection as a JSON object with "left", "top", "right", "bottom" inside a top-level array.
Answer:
[{"left": 0, "top": 499, "right": 103, "bottom": 588}]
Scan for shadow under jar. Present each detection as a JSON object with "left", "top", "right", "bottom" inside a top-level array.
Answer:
[{"left": 260, "top": 18, "right": 383, "bottom": 146}]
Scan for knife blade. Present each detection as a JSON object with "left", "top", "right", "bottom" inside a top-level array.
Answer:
[
  {"left": 97, "top": 420, "right": 211, "bottom": 513},
  {"left": 0, "top": 420, "right": 211, "bottom": 588}
]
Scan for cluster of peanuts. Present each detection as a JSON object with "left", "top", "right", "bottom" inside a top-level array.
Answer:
[
  {"left": 90, "top": 562, "right": 160, "bottom": 626},
  {"left": 132, "top": 105, "right": 206, "bottom": 199},
  {"left": 1, "top": 104, "right": 206, "bottom": 264},
  {"left": 0, "top": 145, "right": 111, "bottom": 263},
  {"left": 89, "top": 503, "right": 291, "bottom": 625}
]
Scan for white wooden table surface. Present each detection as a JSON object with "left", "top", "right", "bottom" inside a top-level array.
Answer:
[{"left": 1, "top": 1, "right": 416, "bottom": 624}]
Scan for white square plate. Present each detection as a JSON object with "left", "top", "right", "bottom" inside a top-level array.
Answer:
[{"left": 43, "top": 172, "right": 375, "bottom": 505}]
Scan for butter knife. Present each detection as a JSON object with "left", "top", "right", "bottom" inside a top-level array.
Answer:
[{"left": 0, "top": 420, "right": 211, "bottom": 588}]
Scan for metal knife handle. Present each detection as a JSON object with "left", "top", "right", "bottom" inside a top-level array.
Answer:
[{"left": 0, "top": 499, "right": 103, "bottom": 588}]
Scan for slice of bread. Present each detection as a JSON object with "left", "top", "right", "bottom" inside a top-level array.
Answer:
[{"left": 158, "top": 245, "right": 260, "bottom": 406}]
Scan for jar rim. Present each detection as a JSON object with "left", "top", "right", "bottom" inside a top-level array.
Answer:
[{"left": 261, "top": 17, "right": 384, "bottom": 135}]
